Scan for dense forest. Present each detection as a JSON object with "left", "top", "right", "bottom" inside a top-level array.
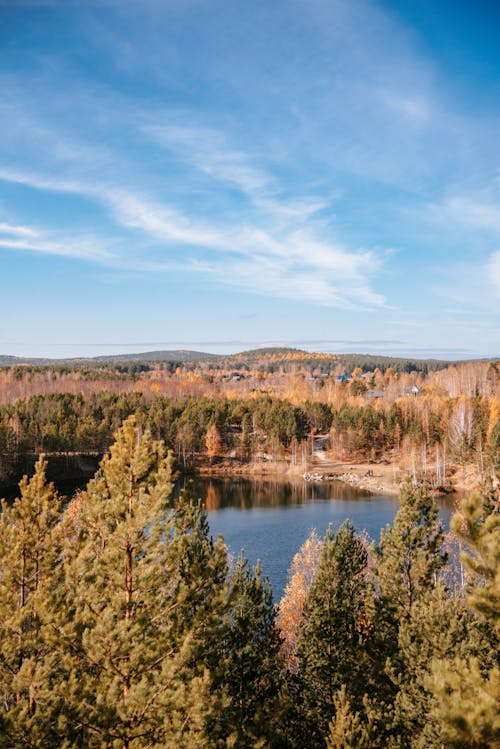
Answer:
[
  {"left": 0, "top": 357, "right": 498, "bottom": 490},
  {"left": 0, "top": 417, "right": 498, "bottom": 747}
]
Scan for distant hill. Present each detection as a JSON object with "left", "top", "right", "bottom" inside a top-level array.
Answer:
[
  {"left": 0, "top": 355, "right": 58, "bottom": 366},
  {"left": 235, "top": 347, "right": 307, "bottom": 357},
  {"left": 0, "top": 348, "right": 495, "bottom": 374},
  {"left": 0, "top": 350, "right": 216, "bottom": 367},
  {"left": 91, "top": 350, "right": 217, "bottom": 363}
]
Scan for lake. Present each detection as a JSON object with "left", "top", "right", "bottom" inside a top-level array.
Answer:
[
  {"left": 2, "top": 471, "right": 458, "bottom": 600},
  {"left": 183, "top": 476, "right": 457, "bottom": 599}
]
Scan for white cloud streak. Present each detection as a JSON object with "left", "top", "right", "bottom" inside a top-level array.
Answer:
[
  {"left": 144, "top": 124, "right": 272, "bottom": 196},
  {"left": 0, "top": 167, "right": 386, "bottom": 308},
  {"left": 143, "top": 123, "right": 328, "bottom": 220},
  {"left": 0, "top": 222, "right": 37, "bottom": 237},
  {"left": 429, "top": 195, "right": 500, "bottom": 234},
  {"left": 0, "top": 234, "right": 114, "bottom": 262}
]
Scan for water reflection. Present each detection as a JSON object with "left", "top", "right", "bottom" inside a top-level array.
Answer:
[
  {"left": 2, "top": 472, "right": 460, "bottom": 600},
  {"left": 182, "top": 476, "right": 458, "bottom": 598},
  {"left": 182, "top": 476, "right": 375, "bottom": 510}
]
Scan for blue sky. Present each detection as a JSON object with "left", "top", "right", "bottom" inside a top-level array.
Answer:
[{"left": 0, "top": 0, "right": 499, "bottom": 359}]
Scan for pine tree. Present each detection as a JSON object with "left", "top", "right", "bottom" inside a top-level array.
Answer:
[
  {"left": 365, "top": 480, "right": 448, "bottom": 746},
  {"left": 374, "top": 479, "right": 447, "bottom": 621},
  {"left": 326, "top": 686, "right": 377, "bottom": 749},
  {"left": 297, "top": 521, "right": 372, "bottom": 749},
  {"left": 430, "top": 657, "right": 499, "bottom": 748},
  {"left": 387, "top": 584, "right": 489, "bottom": 748},
  {"left": 430, "top": 489, "right": 500, "bottom": 747},
  {"left": 44, "top": 416, "right": 230, "bottom": 748},
  {"left": 452, "top": 489, "right": 499, "bottom": 625},
  {"left": 0, "top": 455, "right": 63, "bottom": 747},
  {"left": 214, "top": 555, "right": 283, "bottom": 748}
]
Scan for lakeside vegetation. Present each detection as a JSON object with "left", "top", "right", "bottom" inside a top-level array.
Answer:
[
  {"left": 0, "top": 353, "right": 498, "bottom": 492},
  {"left": 0, "top": 416, "right": 498, "bottom": 747}
]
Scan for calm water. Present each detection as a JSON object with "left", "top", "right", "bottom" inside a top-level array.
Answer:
[
  {"left": 2, "top": 472, "right": 457, "bottom": 599},
  {"left": 183, "top": 477, "right": 457, "bottom": 598}
]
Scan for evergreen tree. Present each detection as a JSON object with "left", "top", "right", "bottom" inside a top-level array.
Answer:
[
  {"left": 0, "top": 456, "right": 62, "bottom": 747},
  {"left": 452, "top": 489, "right": 499, "bottom": 624},
  {"left": 430, "top": 489, "right": 500, "bottom": 748},
  {"left": 45, "top": 416, "right": 229, "bottom": 748},
  {"left": 325, "top": 686, "right": 377, "bottom": 749},
  {"left": 430, "top": 657, "right": 499, "bottom": 748},
  {"left": 386, "top": 585, "right": 490, "bottom": 748},
  {"left": 297, "top": 521, "right": 372, "bottom": 749},
  {"left": 365, "top": 480, "right": 448, "bottom": 746},
  {"left": 374, "top": 479, "right": 447, "bottom": 621},
  {"left": 214, "top": 555, "right": 283, "bottom": 748}
]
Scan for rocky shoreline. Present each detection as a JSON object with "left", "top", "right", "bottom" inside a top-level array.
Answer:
[{"left": 302, "top": 469, "right": 400, "bottom": 495}]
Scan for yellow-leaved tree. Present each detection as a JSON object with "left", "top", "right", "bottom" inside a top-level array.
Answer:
[
  {"left": 205, "top": 422, "right": 222, "bottom": 463},
  {"left": 277, "top": 529, "right": 322, "bottom": 673}
]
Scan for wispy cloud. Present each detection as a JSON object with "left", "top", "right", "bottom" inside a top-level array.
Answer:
[
  {"left": 143, "top": 122, "right": 328, "bottom": 220},
  {"left": 0, "top": 233, "right": 114, "bottom": 262},
  {"left": 0, "top": 222, "right": 37, "bottom": 237},
  {"left": 107, "top": 193, "right": 386, "bottom": 308},
  {"left": 144, "top": 124, "right": 272, "bottom": 195},
  {"left": 0, "top": 167, "right": 95, "bottom": 198},
  {"left": 428, "top": 194, "right": 500, "bottom": 234},
  {"left": 0, "top": 167, "right": 386, "bottom": 308}
]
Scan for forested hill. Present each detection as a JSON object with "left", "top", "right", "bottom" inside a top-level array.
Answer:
[
  {"left": 0, "top": 349, "right": 215, "bottom": 367},
  {"left": 0, "top": 347, "right": 491, "bottom": 374}
]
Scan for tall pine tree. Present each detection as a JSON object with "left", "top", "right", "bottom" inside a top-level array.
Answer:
[
  {"left": 386, "top": 584, "right": 490, "bottom": 748},
  {"left": 374, "top": 479, "right": 447, "bottom": 621},
  {"left": 367, "top": 480, "right": 448, "bottom": 746},
  {"left": 44, "top": 416, "right": 230, "bottom": 748},
  {"left": 0, "top": 456, "right": 63, "bottom": 747},
  {"left": 297, "top": 521, "right": 372, "bottom": 749},
  {"left": 214, "top": 555, "right": 284, "bottom": 748},
  {"left": 430, "top": 488, "right": 500, "bottom": 747}
]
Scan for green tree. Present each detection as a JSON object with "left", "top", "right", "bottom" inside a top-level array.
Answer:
[
  {"left": 45, "top": 416, "right": 229, "bottom": 748},
  {"left": 366, "top": 480, "right": 448, "bottom": 746},
  {"left": 0, "top": 456, "right": 62, "bottom": 747},
  {"left": 374, "top": 479, "right": 447, "bottom": 623},
  {"left": 214, "top": 555, "right": 283, "bottom": 748},
  {"left": 326, "top": 686, "right": 377, "bottom": 749},
  {"left": 430, "top": 489, "right": 500, "bottom": 747},
  {"left": 386, "top": 585, "right": 489, "bottom": 748},
  {"left": 297, "top": 521, "right": 372, "bottom": 749}
]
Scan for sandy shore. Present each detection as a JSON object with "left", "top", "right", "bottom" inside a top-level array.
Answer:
[
  {"left": 196, "top": 458, "right": 403, "bottom": 495},
  {"left": 195, "top": 456, "right": 480, "bottom": 497}
]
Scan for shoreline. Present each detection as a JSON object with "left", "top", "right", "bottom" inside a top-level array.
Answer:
[
  {"left": 1, "top": 453, "right": 480, "bottom": 500},
  {"left": 194, "top": 456, "right": 479, "bottom": 497},
  {"left": 196, "top": 462, "right": 401, "bottom": 496}
]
